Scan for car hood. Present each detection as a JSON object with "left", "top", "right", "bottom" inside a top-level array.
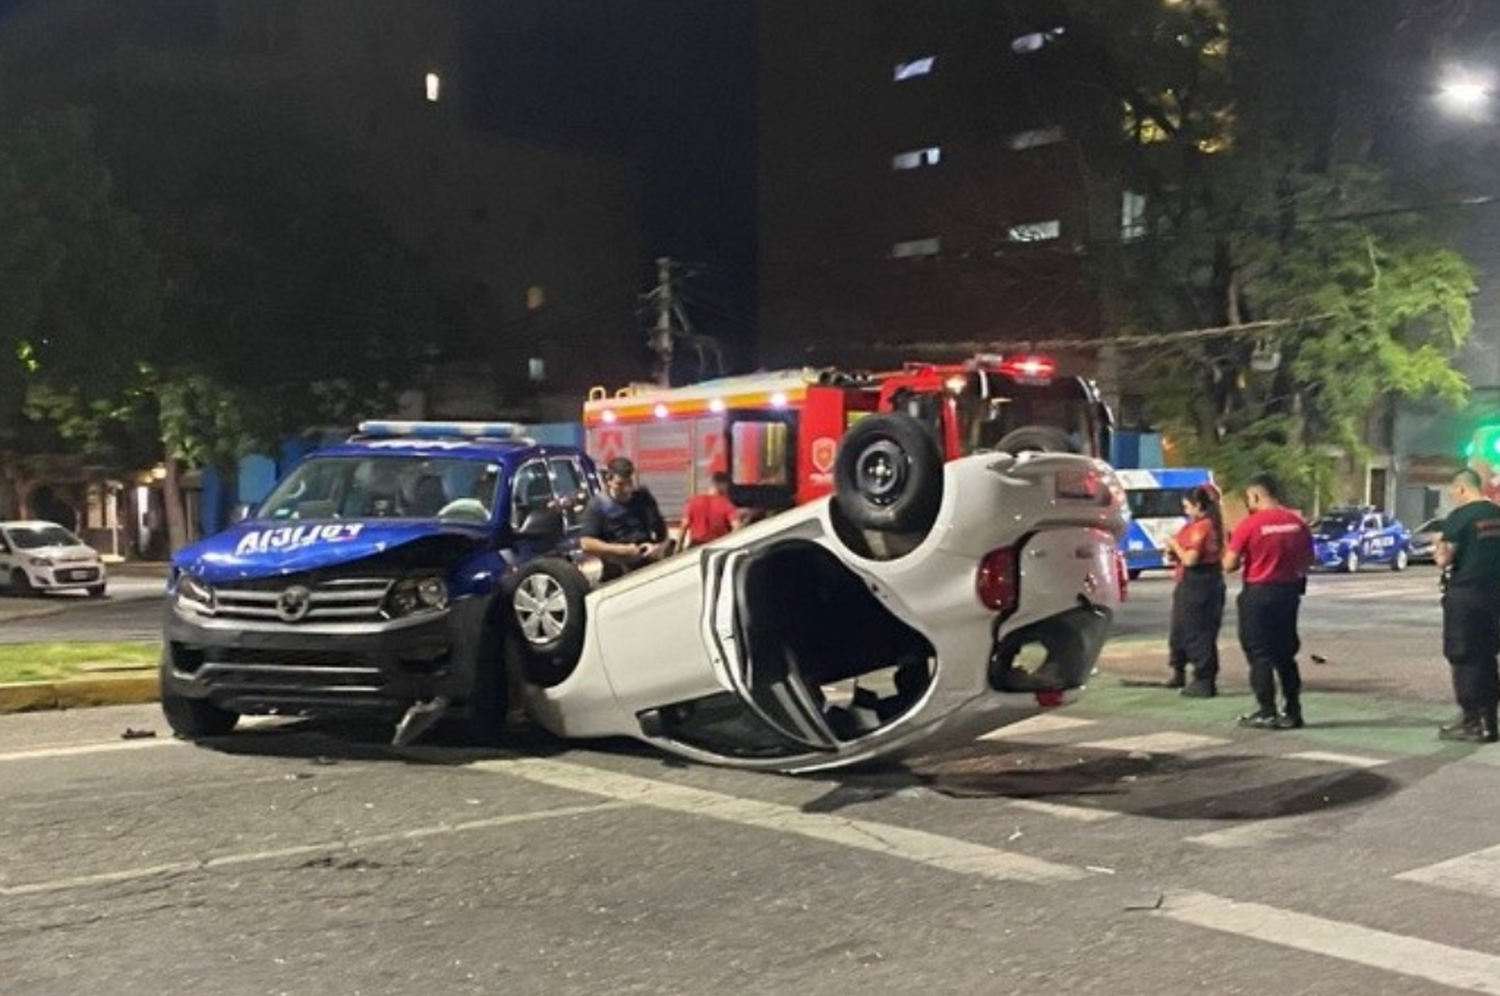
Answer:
[
  {"left": 11, "top": 542, "right": 98, "bottom": 560},
  {"left": 172, "top": 520, "right": 490, "bottom": 583}
]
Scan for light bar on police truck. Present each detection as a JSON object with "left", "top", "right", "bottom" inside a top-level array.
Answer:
[{"left": 356, "top": 420, "right": 527, "bottom": 440}]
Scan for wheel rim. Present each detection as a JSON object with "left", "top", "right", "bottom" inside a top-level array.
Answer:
[
  {"left": 855, "top": 440, "right": 907, "bottom": 506},
  {"left": 514, "top": 573, "right": 568, "bottom": 645}
]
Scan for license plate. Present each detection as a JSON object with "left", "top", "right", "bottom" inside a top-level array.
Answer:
[{"left": 64, "top": 570, "right": 92, "bottom": 582}]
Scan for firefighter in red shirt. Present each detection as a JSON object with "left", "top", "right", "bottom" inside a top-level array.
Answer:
[
  {"left": 676, "top": 471, "right": 743, "bottom": 550},
  {"left": 1163, "top": 484, "right": 1225, "bottom": 698},
  {"left": 1223, "top": 472, "right": 1315, "bottom": 730}
]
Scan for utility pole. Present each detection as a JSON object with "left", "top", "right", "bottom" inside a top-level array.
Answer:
[{"left": 650, "top": 256, "right": 674, "bottom": 387}]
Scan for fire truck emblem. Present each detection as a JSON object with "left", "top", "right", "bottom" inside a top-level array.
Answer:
[{"left": 811, "top": 436, "right": 837, "bottom": 474}]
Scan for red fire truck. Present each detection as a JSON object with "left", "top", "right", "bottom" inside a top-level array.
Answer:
[{"left": 582, "top": 353, "right": 1113, "bottom": 517}]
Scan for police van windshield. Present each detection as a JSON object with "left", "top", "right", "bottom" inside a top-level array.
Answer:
[
  {"left": 953, "top": 373, "right": 1105, "bottom": 457},
  {"left": 258, "top": 456, "right": 502, "bottom": 522}
]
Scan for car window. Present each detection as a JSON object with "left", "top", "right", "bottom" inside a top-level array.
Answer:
[
  {"left": 510, "top": 460, "right": 555, "bottom": 529},
  {"left": 6, "top": 524, "right": 84, "bottom": 549}
]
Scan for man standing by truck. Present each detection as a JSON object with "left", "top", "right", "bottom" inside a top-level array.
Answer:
[
  {"left": 580, "top": 457, "right": 670, "bottom": 581},
  {"left": 1434, "top": 468, "right": 1500, "bottom": 743},
  {"left": 676, "top": 471, "right": 742, "bottom": 549}
]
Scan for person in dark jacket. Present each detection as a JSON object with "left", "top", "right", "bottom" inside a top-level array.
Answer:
[
  {"left": 1163, "top": 484, "right": 1225, "bottom": 698},
  {"left": 579, "top": 457, "right": 669, "bottom": 581},
  {"left": 1434, "top": 468, "right": 1500, "bottom": 743}
]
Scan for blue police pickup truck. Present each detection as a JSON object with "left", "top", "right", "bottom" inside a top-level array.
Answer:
[
  {"left": 159, "top": 421, "right": 598, "bottom": 745},
  {"left": 1310, "top": 505, "right": 1412, "bottom": 573}
]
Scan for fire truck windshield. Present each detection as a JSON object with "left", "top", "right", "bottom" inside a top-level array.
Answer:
[{"left": 953, "top": 372, "right": 1105, "bottom": 457}]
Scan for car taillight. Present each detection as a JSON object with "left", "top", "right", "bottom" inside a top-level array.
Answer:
[
  {"left": 976, "top": 547, "right": 1019, "bottom": 614},
  {"left": 1114, "top": 548, "right": 1129, "bottom": 602}
]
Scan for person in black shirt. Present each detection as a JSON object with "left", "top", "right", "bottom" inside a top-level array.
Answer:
[
  {"left": 1435, "top": 468, "right": 1500, "bottom": 743},
  {"left": 580, "top": 457, "right": 669, "bottom": 581}
]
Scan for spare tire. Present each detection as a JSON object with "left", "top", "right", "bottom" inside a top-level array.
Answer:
[
  {"left": 507, "top": 557, "right": 590, "bottom": 687},
  {"left": 994, "top": 425, "right": 1079, "bottom": 455},
  {"left": 833, "top": 414, "right": 943, "bottom": 534}
]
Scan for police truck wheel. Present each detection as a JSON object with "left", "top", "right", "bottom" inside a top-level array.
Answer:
[
  {"left": 160, "top": 688, "right": 239, "bottom": 738},
  {"left": 1343, "top": 550, "right": 1360, "bottom": 573},
  {"left": 994, "top": 425, "right": 1079, "bottom": 455},
  {"left": 509, "top": 558, "right": 590, "bottom": 687},
  {"left": 833, "top": 414, "right": 943, "bottom": 535},
  {"left": 1392, "top": 548, "right": 1409, "bottom": 572}
]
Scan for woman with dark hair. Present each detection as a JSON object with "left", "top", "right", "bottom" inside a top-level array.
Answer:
[{"left": 1163, "top": 484, "right": 1225, "bottom": 698}]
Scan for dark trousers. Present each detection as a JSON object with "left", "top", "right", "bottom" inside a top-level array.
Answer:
[
  {"left": 1442, "top": 585, "right": 1500, "bottom": 726},
  {"left": 1237, "top": 581, "right": 1304, "bottom": 716},
  {"left": 1168, "top": 568, "right": 1224, "bottom": 681}
]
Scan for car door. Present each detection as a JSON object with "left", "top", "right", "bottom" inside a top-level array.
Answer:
[{"left": 0, "top": 530, "right": 13, "bottom": 580}]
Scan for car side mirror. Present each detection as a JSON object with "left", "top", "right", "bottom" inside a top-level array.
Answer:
[
  {"left": 516, "top": 507, "right": 565, "bottom": 540},
  {"left": 230, "top": 503, "right": 258, "bottom": 523}
]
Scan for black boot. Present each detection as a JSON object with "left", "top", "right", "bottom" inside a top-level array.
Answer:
[
  {"left": 1439, "top": 713, "right": 1484, "bottom": 742},
  {"left": 1482, "top": 705, "right": 1499, "bottom": 744},
  {"left": 1181, "top": 677, "right": 1217, "bottom": 698},
  {"left": 1163, "top": 670, "right": 1186, "bottom": 689}
]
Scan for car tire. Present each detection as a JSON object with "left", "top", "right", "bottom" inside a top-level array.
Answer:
[
  {"left": 9, "top": 568, "right": 34, "bottom": 597},
  {"left": 86, "top": 583, "right": 106, "bottom": 598},
  {"left": 1343, "top": 549, "right": 1360, "bottom": 573},
  {"left": 994, "top": 425, "right": 1079, "bottom": 455},
  {"left": 833, "top": 413, "right": 943, "bottom": 535},
  {"left": 1127, "top": 568, "right": 1143, "bottom": 581},
  {"left": 160, "top": 688, "right": 239, "bottom": 738},
  {"left": 1392, "top": 548, "right": 1409, "bottom": 572},
  {"left": 508, "top": 558, "right": 590, "bottom": 688},
  {"left": 448, "top": 624, "right": 510, "bottom": 746}
]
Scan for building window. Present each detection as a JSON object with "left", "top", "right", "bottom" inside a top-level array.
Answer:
[
  {"left": 1007, "top": 220, "right": 1060, "bottom": 242},
  {"left": 425, "top": 72, "right": 441, "bottom": 102},
  {"left": 1121, "top": 191, "right": 1147, "bottom": 241},
  {"left": 1007, "top": 126, "right": 1065, "bottom": 151},
  {"left": 1011, "top": 27, "right": 1065, "bottom": 55},
  {"left": 893, "top": 56, "right": 935, "bottom": 82},
  {"left": 892, "top": 146, "right": 942, "bottom": 170},
  {"left": 891, "top": 237, "right": 941, "bottom": 259},
  {"left": 528, "top": 358, "right": 546, "bottom": 383}
]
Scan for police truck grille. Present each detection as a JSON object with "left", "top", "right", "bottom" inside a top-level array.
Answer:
[{"left": 210, "top": 577, "right": 394, "bottom": 622}]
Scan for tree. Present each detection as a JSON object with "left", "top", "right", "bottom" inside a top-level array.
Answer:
[{"left": 1071, "top": 0, "right": 1476, "bottom": 504}]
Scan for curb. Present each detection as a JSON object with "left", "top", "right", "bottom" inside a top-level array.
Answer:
[{"left": 0, "top": 672, "right": 159, "bottom": 714}]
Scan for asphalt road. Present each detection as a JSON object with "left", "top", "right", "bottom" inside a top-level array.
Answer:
[
  {"left": 2, "top": 688, "right": 1498, "bottom": 996},
  {"left": 0, "top": 573, "right": 165, "bottom": 643}
]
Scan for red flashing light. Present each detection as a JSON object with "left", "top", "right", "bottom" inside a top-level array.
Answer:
[
  {"left": 998, "top": 354, "right": 1057, "bottom": 381},
  {"left": 976, "top": 546, "right": 1019, "bottom": 614}
]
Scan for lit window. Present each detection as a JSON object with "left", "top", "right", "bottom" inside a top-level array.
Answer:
[
  {"left": 1007, "top": 126, "right": 1065, "bottom": 151},
  {"left": 425, "top": 72, "right": 441, "bottom": 102},
  {"left": 892, "top": 146, "right": 942, "bottom": 170},
  {"left": 1121, "top": 191, "right": 1147, "bottom": 241},
  {"left": 1007, "top": 221, "right": 1060, "bottom": 242},
  {"left": 1010, "top": 27, "right": 1064, "bottom": 55},
  {"left": 893, "top": 57, "right": 935, "bottom": 82},
  {"left": 528, "top": 358, "right": 546, "bottom": 382},
  {"left": 891, "top": 237, "right": 941, "bottom": 259}
]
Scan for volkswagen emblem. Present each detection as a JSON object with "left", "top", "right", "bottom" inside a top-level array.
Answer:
[{"left": 276, "top": 584, "right": 314, "bottom": 623}]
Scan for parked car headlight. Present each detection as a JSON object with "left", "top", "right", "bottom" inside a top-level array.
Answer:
[
  {"left": 385, "top": 576, "right": 449, "bottom": 618},
  {"left": 27, "top": 556, "right": 53, "bottom": 567},
  {"left": 176, "top": 573, "right": 216, "bottom": 614}
]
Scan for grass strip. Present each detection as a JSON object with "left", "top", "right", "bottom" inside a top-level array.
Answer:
[{"left": 0, "top": 643, "right": 159, "bottom": 684}]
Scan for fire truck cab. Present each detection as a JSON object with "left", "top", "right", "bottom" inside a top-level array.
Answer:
[{"left": 583, "top": 354, "right": 1112, "bottom": 518}]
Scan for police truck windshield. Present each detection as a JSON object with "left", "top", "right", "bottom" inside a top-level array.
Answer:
[{"left": 258, "top": 456, "right": 501, "bottom": 521}]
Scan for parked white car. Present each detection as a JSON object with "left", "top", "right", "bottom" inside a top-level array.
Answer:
[
  {"left": 516, "top": 414, "right": 1128, "bottom": 772},
  {"left": 0, "top": 520, "right": 107, "bottom": 597}
]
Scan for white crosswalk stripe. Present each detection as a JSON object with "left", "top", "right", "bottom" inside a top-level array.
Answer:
[{"left": 1394, "top": 844, "right": 1500, "bottom": 900}]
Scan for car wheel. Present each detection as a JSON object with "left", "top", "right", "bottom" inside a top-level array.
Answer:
[
  {"left": 9, "top": 568, "right": 34, "bottom": 597},
  {"left": 1392, "top": 548, "right": 1409, "bottom": 572},
  {"left": 993, "top": 425, "right": 1080, "bottom": 455},
  {"left": 160, "top": 688, "right": 239, "bottom": 738},
  {"left": 832, "top": 413, "right": 943, "bottom": 535},
  {"left": 508, "top": 558, "right": 589, "bottom": 688},
  {"left": 448, "top": 625, "right": 510, "bottom": 746},
  {"left": 86, "top": 583, "right": 106, "bottom": 598},
  {"left": 1343, "top": 549, "right": 1360, "bottom": 573},
  {"left": 1127, "top": 568, "right": 1143, "bottom": 581}
]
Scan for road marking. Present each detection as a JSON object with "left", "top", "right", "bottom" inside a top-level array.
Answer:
[
  {"left": 976, "top": 713, "right": 1096, "bottom": 740},
  {"left": 1395, "top": 844, "right": 1500, "bottom": 900},
  {"left": 1077, "top": 732, "right": 1230, "bottom": 753},
  {"left": 1184, "top": 815, "right": 1319, "bottom": 850},
  {"left": 476, "top": 757, "right": 1088, "bottom": 884},
  {"left": 0, "top": 738, "right": 182, "bottom": 763},
  {"left": 1157, "top": 890, "right": 1500, "bottom": 994},
  {"left": 1007, "top": 798, "right": 1119, "bottom": 823},
  {"left": 0, "top": 800, "right": 628, "bottom": 897},
  {"left": 1287, "top": 750, "right": 1388, "bottom": 769}
]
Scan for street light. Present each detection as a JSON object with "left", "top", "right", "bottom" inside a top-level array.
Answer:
[{"left": 1437, "top": 67, "right": 1495, "bottom": 118}]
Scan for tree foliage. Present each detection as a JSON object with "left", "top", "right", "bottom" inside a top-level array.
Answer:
[{"left": 1071, "top": 0, "right": 1477, "bottom": 503}]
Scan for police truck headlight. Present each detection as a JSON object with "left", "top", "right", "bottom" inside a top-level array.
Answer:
[
  {"left": 176, "top": 574, "right": 216, "bottom": 614},
  {"left": 384, "top": 576, "right": 449, "bottom": 618}
]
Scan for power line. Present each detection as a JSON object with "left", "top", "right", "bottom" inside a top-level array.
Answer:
[{"left": 873, "top": 314, "right": 1335, "bottom": 353}]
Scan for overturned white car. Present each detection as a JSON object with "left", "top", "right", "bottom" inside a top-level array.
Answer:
[{"left": 514, "top": 414, "right": 1128, "bottom": 772}]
